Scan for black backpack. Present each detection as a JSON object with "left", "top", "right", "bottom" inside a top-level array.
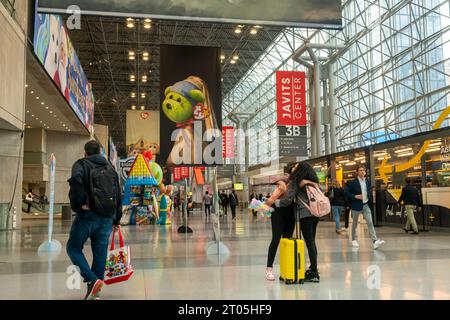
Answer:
[{"left": 84, "top": 160, "right": 118, "bottom": 218}]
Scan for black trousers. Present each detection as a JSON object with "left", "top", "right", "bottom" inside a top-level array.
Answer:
[
  {"left": 27, "top": 202, "right": 31, "bottom": 213},
  {"left": 267, "top": 209, "right": 295, "bottom": 268},
  {"left": 205, "top": 204, "right": 211, "bottom": 216},
  {"left": 300, "top": 217, "right": 320, "bottom": 272},
  {"left": 230, "top": 205, "right": 237, "bottom": 219},
  {"left": 344, "top": 207, "right": 350, "bottom": 228},
  {"left": 222, "top": 205, "right": 228, "bottom": 215}
]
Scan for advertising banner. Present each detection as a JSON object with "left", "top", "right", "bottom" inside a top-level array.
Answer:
[
  {"left": 278, "top": 125, "right": 308, "bottom": 157},
  {"left": 173, "top": 167, "right": 181, "bottom": 181},
  {"left": 33, "top": 14, "right": 94, "bottom": 134},
  {"left": 276, "top": 71, "right": 306, "bottom": 127},
  {"left": 37, "top": 0, "right": 342, "bottom": 29},
  {"left": 109, "top": 137, "right": 119, "bottom": 171},
  {"left": 181, "top": 167, "right": 190, "bottom": 179},
  {"left": 119, "top": 156, "right": 136, "bottom": 182},
  {"left": 126, "top": 110, "right": 160, "bottom": 161},
  {"left": 159, "top": 45, "right": 222, "bottom": 167},
  {"left": 222, "top": 126, "right": 235, "bottom": 159}
]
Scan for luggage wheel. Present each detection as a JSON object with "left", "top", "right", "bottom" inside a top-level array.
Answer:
[{"left": 299, "top": 279, "right": 305, "bottom": 284}]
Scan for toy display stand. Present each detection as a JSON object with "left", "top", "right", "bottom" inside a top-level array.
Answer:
[{"left": 122, "top": 154, "right": 159, "bottom": 225}]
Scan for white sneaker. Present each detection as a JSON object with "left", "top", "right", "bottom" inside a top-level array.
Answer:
[
  {"left": 352, "top": 240, "right": 360, "bottom": 248},
  {"left": 373, "top": 239, "right": 385, "bottom": 250},
  {"left": 265, "top": 268, "right": 275, "bottom": 281}
]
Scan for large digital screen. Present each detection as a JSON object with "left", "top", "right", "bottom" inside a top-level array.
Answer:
[
  {"left": 33, "top": 13, "right": 94, "bottom": 134},
  {"left": 37, "top": 0, "right": 342, "bottom": 29}
]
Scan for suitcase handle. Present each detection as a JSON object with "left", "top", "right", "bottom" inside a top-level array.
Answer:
[{"left": 295, "top": 204, "right": 302, "bottom": 239}]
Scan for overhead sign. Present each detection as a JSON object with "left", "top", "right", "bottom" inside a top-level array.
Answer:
[
  {"left": 278, "top": 126, "right": 308, "bottom": 157},
  {"left": 222, "top": 126, "right": 235, "bottom": 159},
  {"left": 37, "top": 1, "right": 342, "bottom": 29},
  {"left": 276, "top": 71, "right": 306, "bottom": 126}
]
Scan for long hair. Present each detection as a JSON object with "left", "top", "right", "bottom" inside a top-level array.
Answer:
[{"left": 289, "top": 162, "right": 319, "bottom": 191}]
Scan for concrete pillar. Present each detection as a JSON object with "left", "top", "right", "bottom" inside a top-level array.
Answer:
[
  {"left": 322, "top": 79, "right": 330, "bottom": 155},
  {"left": 328, "top": 64, "right": 337, "bottom": 154},
  {"left": 314, "top": 64, "right": 322, "bottom": 156}
]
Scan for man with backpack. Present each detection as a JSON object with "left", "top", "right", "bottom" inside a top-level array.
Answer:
[
  {"left": 67, "top": 140, "right": 122, "bottom": 300},
  {"left": 346, "top": 165, "right": 385, "bottom": 250}
]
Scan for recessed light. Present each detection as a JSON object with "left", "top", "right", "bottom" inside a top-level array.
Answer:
[
  {"left": 141, "top": 93, "right": 146, "bottom": 98},
  {"left": 234, "top": 27, "right": 242, "bottom": 34},
  {"left": 141, "top": 106, "right": 145, "bottom": 110},
  {"left": 31, "top": 114, "right": 34, "bottom": 117},
  {"left": 49, "top": 111, "right": 53, "bottom": 114},
  {"left": 45, "top": 107, "right": 49, "bottom": 109},
  {"left": 36, "top": 117, "right": 39, "bottom": 120},
  {"left": 36, "top": 97, "right": 39, "bottom": 100},
  {"left": 144, "top": 18, "right": 152, "bottom": 23},
  {"left": 250, "top": 28, "right": 258, "bottom": 35},
  {"left": 233, "top": 55, "right": 239, "bottom": 60},
  {"left": 40, "top": 121, "right": 42, "bottom": 123},
  {"left": 41, "top": 102, "right": 45, "bottom": 105},
  {"left": 26, "top": 110, "right": 29, "bottom": 113},
  {"left": 30, "top": 91, "right": 34, "bottom": 94},
  {"left": 230, "top": 60, "right": 236, "bottom": 64},
  {"left": 220, "top": 54, "right": 226, "bottom": 60},
  {"left": 126, "top": 18, "right": 135, "bottom": 28},
  {"left": 131, "top": 105, "right": 136, "bottom": 110},
  {"left": 25, "top": 84, "right": 28, "bottom": 88}
]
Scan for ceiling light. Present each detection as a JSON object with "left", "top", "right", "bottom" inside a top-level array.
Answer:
[
  {"left": 31, "top": 114, "right": 34, "bottom": 117},
  {"left": 425, "top": 147, "right": 441, "bottom": 153},
  {"left": 397, "top": 152, "right": 414, "bottom": 157},
  {"left": 41, "top": 102, "right": 45, "bottom": 105},
  {"left": 374, "top": 152, "right": 387, "bottom": 157},
  {"left": 428, "top": 142, "right": 442, "bottom": 147},
  {"left": 142, "top": 52, "right": 150, "bottom": 61},
  {"left": 130, "top": 75, "right": 136, "bottom": 82},
  {"left": 230, "top": 60, "right": 236, "bottom": 64},
  {"left": 339, "top": 160, "right": 350, "bottom": 163},
  {"left": 345, "top": 162, "right": 357, "bottom": 166},
  {"left": 49, "top": 111, "right": 53, "bottom": 114},
  {"left": 255, "top": 25, "right": 263, "bottom": 28},
  {"left": 250, "top": 28, "right": 258, "bottom": 35},
  {"left": 220, "top": 54, "right": 226, "bottom": 60},
  {"left": 36, "top": 96, "right": 39, "bottom": 100},
  {"left": 144, "top": 19, "right": 152, "bottom": 29},
  {"left": 141, "top": 106, "right": 145, "bottom": 110},
  {"left": 39, "top": 121, "right": 42, "bottom": 123},
  {"left": 126, "top": 18, "right": 135, "bottom": 28},
  {"left": 26, "top": 110, "right": 29, "bottom": 113},
  {"left": 30, "top": 91, "right": 34, "bottom": 94},
  {"left": 131, "top": 105, "right": 136, "bottom": 110},
  {"left": 25, "top": 84, "right": 28, "bottom": 88},
  {"left": 141, "top": 93, "right": 146, "bottom": 98},
  {"left": 35, "top": 117, "right": 39, "bottom": 120},
  {"left": 131, "top": 92, "right": 136, "bottom": 98},
  {"left": 234, "top": 27, "right": 242, "bottom": 34},
  {"left": 354, "top": 156, "right": 366, "bottom": 161},
  {"left": 142, "top": 75, "right": 148, "bottom": 83},
  {"left": 68, "top": 129, "right": 71, "bottom": 132},
  {"left": 394, "top": 147, "right": 412, "bottom": 153},
  {"left": 45, "top": 106, "right": 49, "bottom": 109},
  {"left": 233, "top": 55, "right": 239, "bottom": 60}
]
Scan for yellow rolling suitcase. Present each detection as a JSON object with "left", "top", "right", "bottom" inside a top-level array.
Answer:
[{"left": 279, "top": 210, "right": 306, "bottom": 284}]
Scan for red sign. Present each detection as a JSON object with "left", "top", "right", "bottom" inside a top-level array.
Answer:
[
  {"left": 276, "top": 71, "right": 306, "bottom": 126},
  {"left": 222, "top": 126, "right": 235, "bottom": 159},
  {"left": 181, "top": 167, "right": 190, "bottom": 179},
  {"left": 173, "top": 167, "right": 181, "bottom": 181}
]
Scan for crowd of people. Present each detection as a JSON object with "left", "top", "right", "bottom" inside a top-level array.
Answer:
[{"left": 65, "top": 141, "right": 421, "bottom": 299}]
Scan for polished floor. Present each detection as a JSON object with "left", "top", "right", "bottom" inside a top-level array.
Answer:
[{"left": 1, "top": 208, "right": 450, "bottom": 300}]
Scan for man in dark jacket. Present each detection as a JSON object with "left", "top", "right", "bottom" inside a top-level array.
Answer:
[
  {"left": 66, "top": 140, "right": 122, "bottom": 300},
  {"left": 228, "top": 190, "right": 239, "bottom": 221},
  {"left": 346, "top": 166, "right": 385, "bottom": 250},
  {"left": 398, "top": 177, "right": 421, "bottom": 234},
  {"left": 220, "top": 191, "right": 229, "bottom": 216}
]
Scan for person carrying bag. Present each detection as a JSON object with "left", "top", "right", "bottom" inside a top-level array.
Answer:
[{"left": 104, "top": 226, "right": 134, "bottom": 285}]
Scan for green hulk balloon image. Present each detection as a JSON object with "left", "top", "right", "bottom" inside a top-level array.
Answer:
[
  {"left": 162, "top": 77, "right": 206, "bottom": 123},
  {"left": 162, "top": 76, "right": 218, "bottom": 166}
]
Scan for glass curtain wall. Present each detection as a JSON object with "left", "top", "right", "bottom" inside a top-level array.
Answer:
[{"left": 223, "top": 0, "right": 450, "bottom": 165}]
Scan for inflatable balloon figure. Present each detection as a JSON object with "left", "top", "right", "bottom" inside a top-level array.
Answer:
[
  {"left": 162, "top": 76, "right": 220, "bottom": 166},
  {"left": 157, "top": 184, "right": 173, "bottom": 225},
  {"left": 249, "top": 198, "right": 274, "bottom": 218}
]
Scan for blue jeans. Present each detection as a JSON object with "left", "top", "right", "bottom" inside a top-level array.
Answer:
[
  {"left": 351, "top": 204, "right": 378, "bottom": 242},
  {"left": 66, "top": 211, "right": 113, "bottom": 283},
  {"left": 332, "top": 206, "right": 343, "bottom": 230}
]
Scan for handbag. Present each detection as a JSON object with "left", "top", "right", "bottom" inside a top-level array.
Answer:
[{"left": 104, "top": 227, "right": 134, "bottom": 285}]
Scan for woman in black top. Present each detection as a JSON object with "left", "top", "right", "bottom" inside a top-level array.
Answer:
[
  {"left": 264, "top": 178, "right": 295, "bottom": 281},
  {"left": 328, "top": 179, "right": 348, "bottom": 234},
  {"left": 267, "top": 162, "right": 321, "bottom": 283}
]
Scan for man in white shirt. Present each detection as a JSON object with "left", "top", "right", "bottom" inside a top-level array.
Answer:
[{"left": 345, "top": 166, "right": 385, "bottom": 250}]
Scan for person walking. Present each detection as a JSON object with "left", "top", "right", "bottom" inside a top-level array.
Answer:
[
  {"left": 398, "top": 177, "right": 421, "bottom": 234},
  {"left": 270, "top": 162, "right": 322, "bottom": 283},
  {"left": 250, "top": 192, "right": 257, "bottom": 216},
  {"left": 220, "top": 191, "right": 228, "bottom": 216},
  {"left": 25, "top": 190, "right": 33, "bottom": 213},
  {"left": 327, "top": 179, "right": 348, "bottom": 234},
  {"left": 346, "top": 165, "right": 385, "bottom": 250},
  {"left": 263, "top": 178, "right": 295, "bottom": 281},
  {"left": 228, "top": 190, "right": 239, "bottom": 221},
  {"left": 203, "top": 191, "right": 212, "bottom": 217},
  {"left": 66, "top": 140, "right": 122, "bottom": 300}
]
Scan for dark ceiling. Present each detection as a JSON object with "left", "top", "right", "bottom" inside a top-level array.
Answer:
[{"left": 66, "top": 16, "right": 282, "bottom": 156}]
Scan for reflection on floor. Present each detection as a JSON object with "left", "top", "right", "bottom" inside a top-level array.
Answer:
[{"left": 1, "top": 208, "right": 450, "bottom": 300}]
